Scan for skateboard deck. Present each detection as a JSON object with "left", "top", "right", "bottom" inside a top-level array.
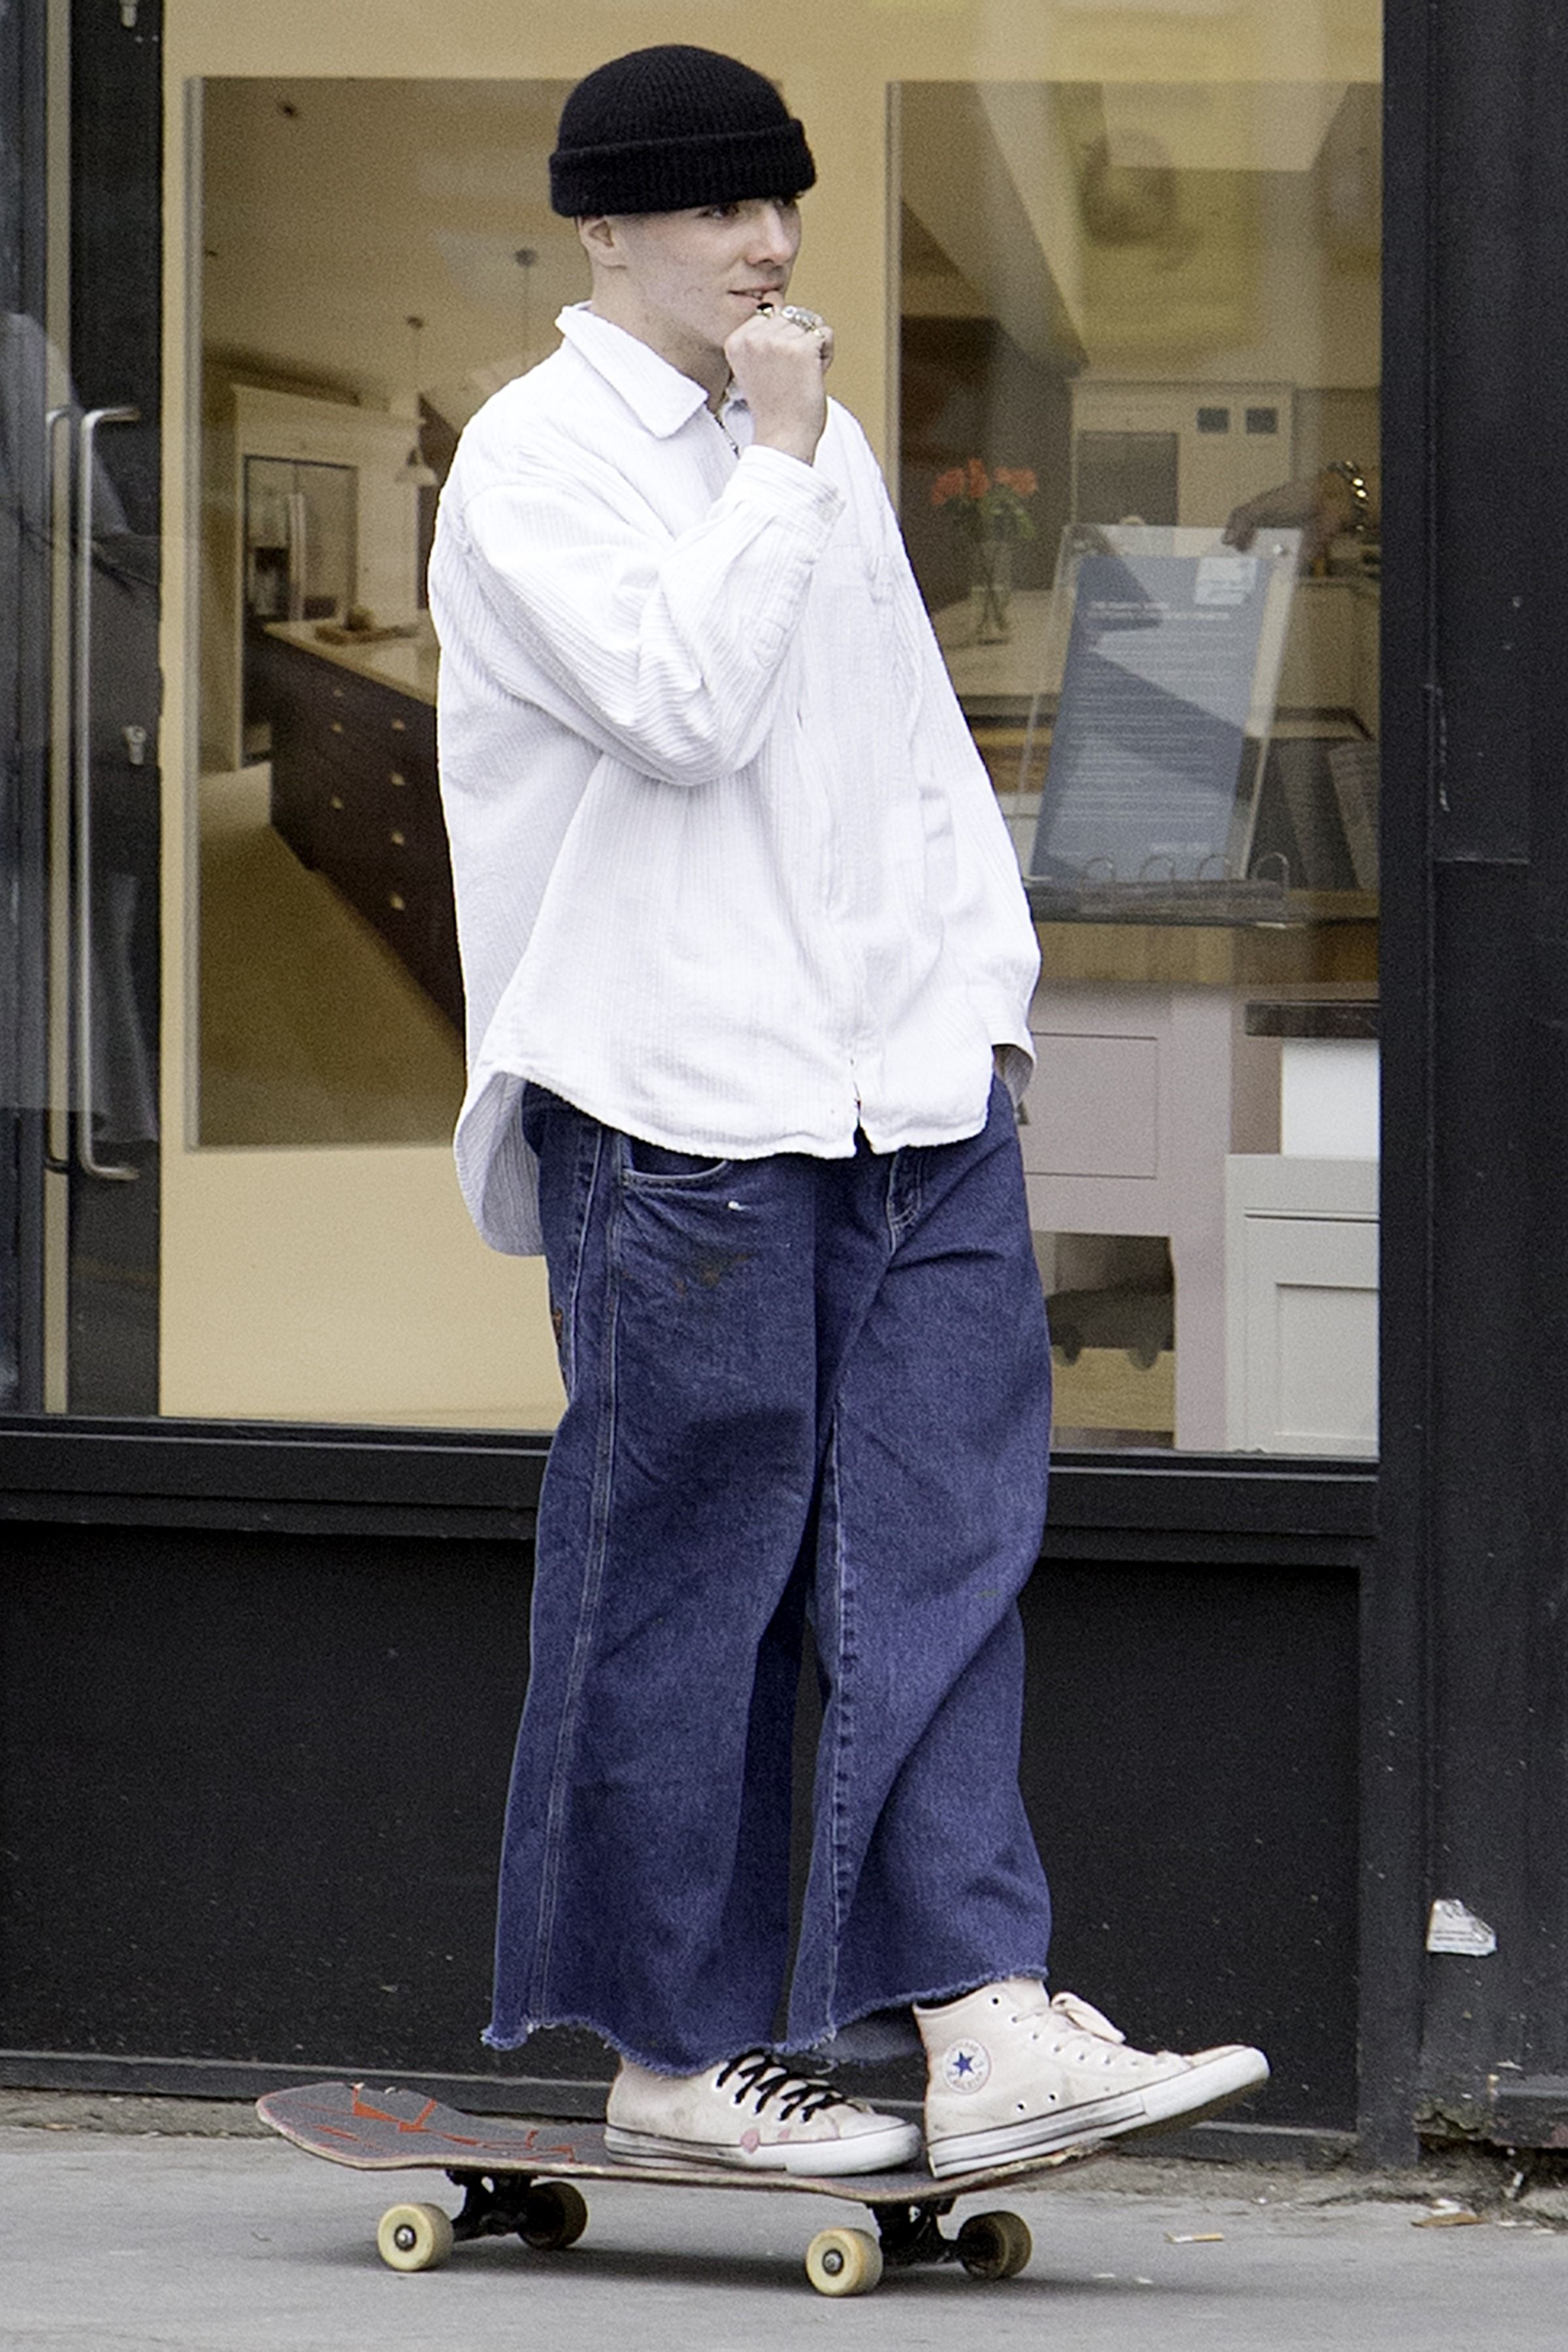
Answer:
[{"left": 257, "top": 2078, "right": 1097, "bottom": 2296}]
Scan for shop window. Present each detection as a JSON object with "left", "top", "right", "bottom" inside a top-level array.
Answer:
[
  {"left": 899, "top": 69, "right": 1380, "bottom": 1456},
  {"left": 144, "top": 11, "right": 1380, "bottom": 1439}
]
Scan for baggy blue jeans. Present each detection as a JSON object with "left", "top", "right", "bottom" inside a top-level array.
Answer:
[{"left": 484, "top": 1078, "right": 1055, "bottom": 2074}]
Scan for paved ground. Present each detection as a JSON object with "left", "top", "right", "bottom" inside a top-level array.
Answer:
[{"left": 4, "top": 2098, "right": 1568, "bottom": 2351}]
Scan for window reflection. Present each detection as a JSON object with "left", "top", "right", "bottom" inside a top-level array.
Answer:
[
  {"left": 185, "top": 55, "right": 1380, "bottom": 1454},
  {"left": 196, "top": 80, "right": 578, "bottom": 1149},
  {"left": 899, "top": 77, "right": 1380, "bottom": 1455}
]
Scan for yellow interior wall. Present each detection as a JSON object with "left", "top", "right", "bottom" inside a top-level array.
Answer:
[{"left": 158, "top": 0, "right": 1380, "bottom": 1433}]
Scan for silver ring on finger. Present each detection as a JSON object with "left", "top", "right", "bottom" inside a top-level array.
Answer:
[{"left": 780, "top": 304, "right": 825, "bottom": 333}]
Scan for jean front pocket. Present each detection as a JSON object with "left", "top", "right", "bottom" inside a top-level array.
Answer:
[{"left": 623, "top": 1134, "right": 734, "bottom": 1186}]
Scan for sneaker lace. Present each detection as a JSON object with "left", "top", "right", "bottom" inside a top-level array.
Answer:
[
  {"left": 714, "top": 2051, "right": 848, "bottom": 2123},
  {"left": 994, "top": 1985, "right": 1139, "bottom": 2063},
  {"left": 1047, "top": 1991, "right": 1127, "bottom": 2046},
  {"left": 1045, "top": 1989, "right": 1184, "bottom": 2072}
]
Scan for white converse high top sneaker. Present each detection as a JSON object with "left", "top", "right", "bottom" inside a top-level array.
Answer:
[
  {"left": 605, "top": 2051, "right": 922, "bottom": 2177},
  {"left": 917, "top": 1980, "right": 1269, "bottom": 2179}
]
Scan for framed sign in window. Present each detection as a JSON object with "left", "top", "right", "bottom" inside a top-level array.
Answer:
[{"left": 1026, "top": 526, "right": 1301, "bottom": 902}]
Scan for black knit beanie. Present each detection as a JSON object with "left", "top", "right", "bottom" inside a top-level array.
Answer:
[{"left": 549, "top": 45, "right": 815, "bottom": 218}]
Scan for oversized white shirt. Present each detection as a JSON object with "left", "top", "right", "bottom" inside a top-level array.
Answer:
[{"left": 429, "top": 304, "right": 1039, "bottom": 1256}]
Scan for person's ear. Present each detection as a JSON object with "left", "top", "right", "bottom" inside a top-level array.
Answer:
[{"left": 578, "top": 215, "right": 627, "bottom": 270}]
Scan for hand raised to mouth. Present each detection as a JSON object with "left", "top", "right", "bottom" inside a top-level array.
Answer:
[
  {"left": 727, "top": 301, "right": 834, "bottom": 464},
  {"left": 757, "top": 300, "right": 827, "bottom": 337}
]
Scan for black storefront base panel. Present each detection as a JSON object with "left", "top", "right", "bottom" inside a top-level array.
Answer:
[{"left": 0, "top": 1431, "right": 1370, "bottom": 2147}]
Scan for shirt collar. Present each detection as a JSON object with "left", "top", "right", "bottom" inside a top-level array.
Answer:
[{"left": 555, "top": 303, "right": 720, "bottom": 440}]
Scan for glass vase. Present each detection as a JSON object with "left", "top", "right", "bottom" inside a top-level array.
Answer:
[{"left": 971, "top": 537, "right": 1013, "bottom": 643}]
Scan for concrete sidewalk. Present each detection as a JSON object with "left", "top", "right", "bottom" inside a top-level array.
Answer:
[{"left": 3, "top": 2099, "right": 1567, "bottom": 2351}]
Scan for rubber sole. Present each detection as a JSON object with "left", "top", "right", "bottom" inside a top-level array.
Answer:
[
  {"left": 1108, "top": 2045, "right": 1271, "bottom": 2145},
  {"left": 926, "top": 2088, "right": 1146, "bottom": 2177},
  {"left": 926, "top": 2044, "right": 1270, "bottom": 2180},
  {"left": 602, "top": 2119, "right": 924, "bottom": 2178}
]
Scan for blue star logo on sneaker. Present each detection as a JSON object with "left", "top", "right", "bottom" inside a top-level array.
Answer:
[{"left": 941, "top": 2038, "right": 990, "bottom": 2093}]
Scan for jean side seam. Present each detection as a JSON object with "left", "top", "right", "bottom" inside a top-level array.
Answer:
[
  {"left": 823, "top": 1426, "right": 857, "bottom": 2030},
  {"left": 555, "top": 1115, "right": 598, "bottom": 1396},
  {"left": 529, "top": 1124, "right": 619, "bottom": 2016}
]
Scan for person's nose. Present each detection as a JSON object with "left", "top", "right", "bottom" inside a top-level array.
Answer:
[{"left": 747, "top": 202, "right": 800, "bottom": 266}]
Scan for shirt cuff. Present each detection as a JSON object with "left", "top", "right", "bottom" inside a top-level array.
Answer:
[
  {"left": 990, "top": 1037, "right": 1035, "bottom": 1107},
  {"left": 732, "top": 442, "right": 845, "bottom": 523}
]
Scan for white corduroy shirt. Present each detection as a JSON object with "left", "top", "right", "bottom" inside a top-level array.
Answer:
[{"left": 428, "top": 305, "right": 1039, "bottom": 1256}]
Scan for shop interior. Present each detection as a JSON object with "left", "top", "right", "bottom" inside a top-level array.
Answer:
[{"left": 195, "top": 71, "right": 1379, "bottom": 1452}]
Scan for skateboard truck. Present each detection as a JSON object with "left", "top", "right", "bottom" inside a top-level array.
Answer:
[
  {"left": 444, "top": 2170, "right": 589, "bottom": 2251},
  {"left": 872, "top": 2197, "right": 1033, "bottom": 2279}
]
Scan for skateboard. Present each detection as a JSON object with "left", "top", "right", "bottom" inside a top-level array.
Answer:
[{"left": 257, "top": 2078, "right": 1098, "bottom": 2297}]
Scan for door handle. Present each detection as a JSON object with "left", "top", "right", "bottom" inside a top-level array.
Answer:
[
  {"left": 74, "top": 404, "right": 140, "bottom": 1183},
  {"left": 44, "top": 404, "right": 74, "bottom": 1175}
]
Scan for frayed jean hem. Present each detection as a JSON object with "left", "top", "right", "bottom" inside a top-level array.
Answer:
[
  {"left": 484, "top": 1960, "right": 1053, "bottom": 2081},
  {"left": 792, "top": 1963, "right": 1053, "bottom": 2068},
  {"left": 482, "top": 2013, "right": 771, "bottom": 2080}
]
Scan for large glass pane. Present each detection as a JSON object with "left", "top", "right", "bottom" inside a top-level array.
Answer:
[
  {"left": 1, "top": 0, "right": 163, "bottom": 1417},
  {"left": 195, "top": 82, "right": 578, "bottom": 1159},
  {"left": 900, "top": 67, "right": 1380, "bottom": 1454},
  {"left": 177, "top": 72, "right": 583, "bottom": 1423},
  {"left": 4, "top": 2, "right": 1379, "bottom": 1437}
]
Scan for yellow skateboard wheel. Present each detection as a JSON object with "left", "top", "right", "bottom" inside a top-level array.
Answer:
[
  {"left": 376, "top": 2200, "right": 455, "bottom": 2272},
  {"left": 804, "top": 2225, "right": 883, "bottom": 2296}
]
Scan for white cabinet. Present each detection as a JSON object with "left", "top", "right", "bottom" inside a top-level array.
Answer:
[
  {"left": 1021, "top": 983, "right": 1380, "bottom": 1456},
  {"left": 1022, "top": 982, "right": 1273, "bottom": 1448},
  {"left": 1224, "top": 1155, "right": 1379, "bottom": 1454}
]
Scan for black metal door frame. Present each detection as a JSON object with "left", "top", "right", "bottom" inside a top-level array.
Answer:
[{"left": 1367, "top": 0, "right": 1568, "bottom": 2163}]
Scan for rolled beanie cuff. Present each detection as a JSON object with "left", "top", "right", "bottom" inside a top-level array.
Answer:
[{"left": 550, "top": 120, "right": 815, "bottom": 217}]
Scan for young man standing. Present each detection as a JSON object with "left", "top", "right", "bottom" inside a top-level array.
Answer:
[{"left": 429, "top": 44, "right": 1267, "bottom": 2180}]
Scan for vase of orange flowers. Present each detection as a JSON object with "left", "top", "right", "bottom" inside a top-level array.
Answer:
[{"left": 931, "top": 459, "right": 1038, "bottom": 644}]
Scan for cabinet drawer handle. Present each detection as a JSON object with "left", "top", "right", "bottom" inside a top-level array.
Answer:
[
  {"left": 331, "top": 720, "right": 344, "bottom": 734},
  {"left": 330, "top": 794, "right": 345, "bottom": 810},
  {"left": 389, "top": 891, "right": 406, "bottom": 911},
  {"left": 389, "top": 770, "right": 406, "bottom": 787},
  {"left": 391, "top": 716, "right": 407, "bottom": 732},
  {"left": 389, "top": 828, "right": 406, "bottom": 846}
]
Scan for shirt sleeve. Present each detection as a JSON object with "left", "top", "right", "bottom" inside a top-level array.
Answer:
[{"left": 435, "top": 434, "right": 844, "bottom": 789}]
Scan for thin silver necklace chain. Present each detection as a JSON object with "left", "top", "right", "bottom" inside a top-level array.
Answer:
[{"left": 710, "top": 382, "right": 740, "bottom": 456}]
